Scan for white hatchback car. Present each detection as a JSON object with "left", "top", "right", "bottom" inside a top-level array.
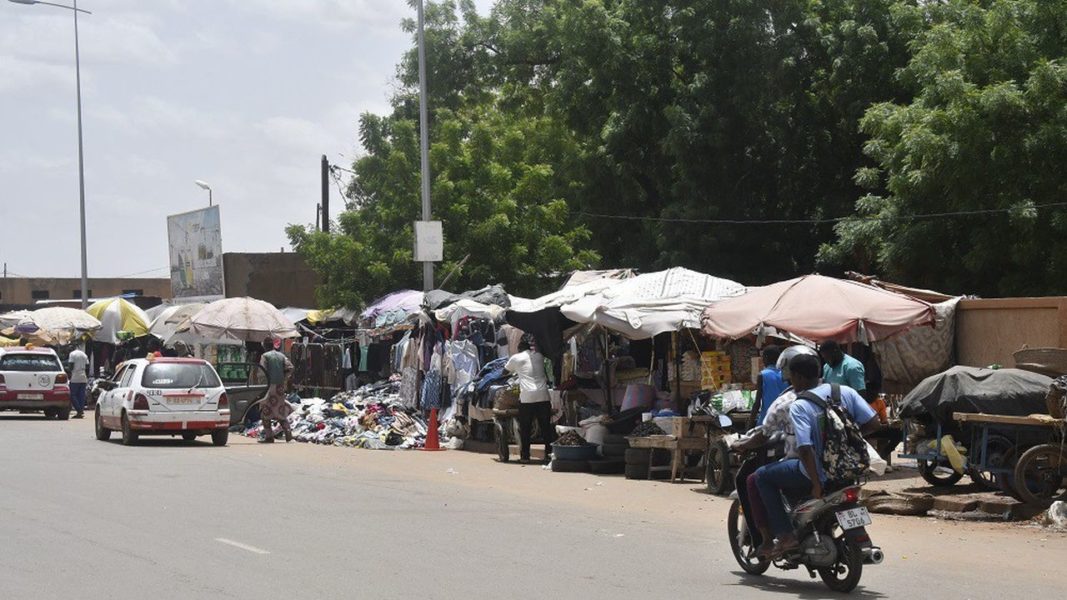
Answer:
[
  {"left": 95, "top": 357, "right": 230, "bottom": 446},
  {"left": 0, "top": 346, "right": 72, "bottom": 419}
]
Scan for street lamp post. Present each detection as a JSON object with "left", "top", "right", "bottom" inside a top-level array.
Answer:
[
  {"left": 195, "top": 180, "right": 213, "bottom": 206},
  {"left": 9, "top": 0, "right": 92, "bottom": 309},
  {"left": 416, "top": 0, "right": 433, "bottom": 291}
]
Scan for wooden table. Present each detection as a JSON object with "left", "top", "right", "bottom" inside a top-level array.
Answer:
[{"left": 627, "top": 434, "right": 709, "bottom": 483}]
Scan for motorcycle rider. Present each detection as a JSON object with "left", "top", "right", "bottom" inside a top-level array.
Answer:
[{"left": 752, "top": 353, "right": 880, "bottom": 558}]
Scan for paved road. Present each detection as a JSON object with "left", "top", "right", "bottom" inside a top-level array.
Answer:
[{"left": 1, "top": 414, "right": 1064, "bottom": 599}]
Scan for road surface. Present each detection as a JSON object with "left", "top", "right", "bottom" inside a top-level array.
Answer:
[{"left": 1, "top": 414, "right": 1063, "bottom": 599}]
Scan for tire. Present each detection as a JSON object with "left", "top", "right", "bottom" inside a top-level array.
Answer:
[
  {"left": 94, "top": 410, "right": 111, "bottom": 441},
  {"left": 968, "top": 435, "right": 1016, "bottom": 490},
  {"left": 601, "top": 442, "right": 628, "bottom": 458},
  {"left": 43, "top": 408, "right": 57, "bottom": 419},
  {"left": 624, "top": 463, "right": 649, "bottom": 480},
  {"left": 819, "top": 539, "right": 864, "bottom": 593},
  {"left": 602, "top": 433, "right": 628, "bottom": 446},
  {"left": 56, "top": 407, "right": 70, "bottom": 421},
  {"left": 211, "top": 429, "right": 229, "bottom": 447},
  {"left": 727, "top": 500, "right": 770, "bottom": 575},
  {"left": 625, "top": 448, "right": 651, "bottom": 465},
  {"left": 589, "top": 459, "right": 625, "bottom": 475},
  {"left": 181, "top": 433, "right": 197, "bottom": 442},
  {"left": 706, "top": 439, "right": 733, "bottom": 495},
  {"left": 551, "top": 458, "right": 589, "bottom": 473},
  {"left": 495, "top": 421, "right": 510, "bottom": 462},
  {"left": 918, "top": 459, "right": 963, "bottom": 487},
  {"left": 120, "top": 413, "right": 139, "bottom": 446},
  {"left": 1013, "top": 444, "right": 1067, "bottom": 507}
]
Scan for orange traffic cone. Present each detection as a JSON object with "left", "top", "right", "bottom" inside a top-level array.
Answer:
[{"left": 422, "top": 408, "right": 444, "bottom": 451}]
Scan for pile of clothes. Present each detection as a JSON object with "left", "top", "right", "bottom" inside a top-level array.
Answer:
[{"left": 238, "top": 380, "right": 438, "bottom": 450}]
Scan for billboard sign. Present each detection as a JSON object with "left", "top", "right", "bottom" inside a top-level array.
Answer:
[{"left": 167, "top": 205, "right": 223, "bottom": 299}]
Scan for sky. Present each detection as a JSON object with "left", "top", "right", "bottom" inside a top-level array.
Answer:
[{"left": 0, "top": 0, "right": 492, "bottom": 279}]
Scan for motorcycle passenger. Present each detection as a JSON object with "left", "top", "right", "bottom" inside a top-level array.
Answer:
[{"left": 753, "top": 353, "right": 880, "bottom": 558}]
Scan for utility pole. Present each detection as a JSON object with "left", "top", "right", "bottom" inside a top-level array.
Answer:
[
  {"left": 417, "top": 0, "right": 433, "bottom": 291},
  {"left": 320, "top": 155, "right": 330, "bottom": 234}
]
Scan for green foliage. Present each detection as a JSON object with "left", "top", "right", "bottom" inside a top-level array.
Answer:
[{"left": 820, "top": 0, "right": 1067, "bottom": 296}]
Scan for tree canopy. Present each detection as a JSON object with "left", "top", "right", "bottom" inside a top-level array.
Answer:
[{"left": 289, "top": 0, "right": 1067, "bottom": 307}]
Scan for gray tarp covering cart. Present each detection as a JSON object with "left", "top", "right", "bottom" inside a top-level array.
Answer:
[{"left": 898, "top": 366, "right": 1052, "bottom": 424}]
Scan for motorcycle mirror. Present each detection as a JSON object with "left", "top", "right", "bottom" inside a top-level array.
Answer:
[{"left": 719, "top": 414, "right": 733, "bottom": 428}]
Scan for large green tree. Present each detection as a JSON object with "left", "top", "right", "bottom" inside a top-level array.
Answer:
[{"left": 819, "top": 0, "right": 1067, "bottom": 296}]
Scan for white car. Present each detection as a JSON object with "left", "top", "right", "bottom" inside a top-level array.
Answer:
[
  {"left": 95, "top": 357, "right": 230, "bottom": 446},
  {"left": 0, "top": 346, "right": 72, "bottom": 419}
]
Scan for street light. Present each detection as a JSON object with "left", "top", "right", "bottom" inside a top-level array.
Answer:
[
  {"left": 195, "top": 180, "right": 213, "bottom": 206},
  {"left": 9, "top": 0, "right": 92, "bottom": 309}
]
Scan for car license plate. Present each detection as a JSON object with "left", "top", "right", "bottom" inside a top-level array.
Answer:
[
  {"left": 165, "top": 396, "right": 200, "bottom": 405},
  {"left": 835, "top": 507, "right": 872, "bottom": 530},
  {"left": 18, "top": 393, "right": 44, "bottom": 400}
]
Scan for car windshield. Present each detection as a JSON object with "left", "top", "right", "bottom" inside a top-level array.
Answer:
[
  {"left": 141, "top": 363, "right": 221, "bottom": 389},
  {"left": 0, "top": 354, "right": 62, "bottom": 372}
]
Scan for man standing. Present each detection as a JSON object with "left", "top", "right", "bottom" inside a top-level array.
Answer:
[
  {"left": 504, "top": 338, "right": 555, "bottom": 464},
  {"left": 753, "top": 354, "right": 879, "bottom": 557},
  {"left": 818, "top": 341, "right": 867, "bottom": 398},
  {"left": 258, "top": 338, "right": 294, "bottom": 444},
  {"left": 750, "top": 345, "right": 787, "bottom": 426},
  {"left": 67, "top": 344, "right": 89, "bottom": 419}
]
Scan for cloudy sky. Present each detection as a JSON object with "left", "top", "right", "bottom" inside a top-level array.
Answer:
[{"left": 0, "top": 0, "right": 490, "bottom": 279}]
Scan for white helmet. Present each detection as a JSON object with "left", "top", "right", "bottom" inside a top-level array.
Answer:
[{"left": 776, "top": 345, "right": 819, "bottom": 381}]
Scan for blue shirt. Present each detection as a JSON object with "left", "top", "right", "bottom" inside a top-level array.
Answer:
[
  {"left": 756, "top": 367, "right": 788, "bottom": 426},
  {"left": 789, "top": 383, "right": 876, "bottom": 482},
  {"left": 822, "top": 354, "right": 866, "bottom": 392}
]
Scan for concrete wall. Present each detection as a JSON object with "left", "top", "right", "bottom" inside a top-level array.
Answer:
[
  {"left": 0, "top": 277, "right": 171, "bottom": 306},
  {"left": 222, "top": 252, "right": 320, "bottom": 308},
  {"left": 956, "top": 297, "right": 1067, "bottom": 367}
]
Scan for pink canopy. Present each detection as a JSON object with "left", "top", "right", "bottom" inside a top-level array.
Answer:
[{"left": 700, "top": 275, "right": 935, "bottom": 343}]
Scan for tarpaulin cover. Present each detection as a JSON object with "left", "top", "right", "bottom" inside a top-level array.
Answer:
[
  {"left": 701, "top": 274, "right": 935, "bottom": 344},
  {"left": 422, "top": 285, "right": 511, "bottom": 311},
  {"left": 360, "top": 290, "right": 424, "bottom": 327},
  {"left": 898, "top": 366, "right": 1052, "bottom": 423},
  {"left": 561, "top": 267, "right": 745, "bottom": 339},
  {"left": 874, "top": 298, "right": 961, "bottom": 387}
]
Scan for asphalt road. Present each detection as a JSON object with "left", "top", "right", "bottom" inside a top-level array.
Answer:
[{"left": 1, "top": 413, "right": 1064, "bottom": 600}]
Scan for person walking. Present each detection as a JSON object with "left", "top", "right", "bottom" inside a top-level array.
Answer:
[
  {"left": 258, "top": 338, "right": 294, "bottom": 443},
  {"left": 505, "top": 337, "right": 555, "bottom": 464},
  {"left": 67, "top": 344, "right": 89, "bottom": 419}
]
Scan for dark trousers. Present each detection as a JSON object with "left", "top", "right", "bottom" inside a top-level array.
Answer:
[
  {"left": 517, "top": 400, "right": 554, "bottom": 460},
  {"left": 70, "top": 382, "right": 87, "bottom": 413}
]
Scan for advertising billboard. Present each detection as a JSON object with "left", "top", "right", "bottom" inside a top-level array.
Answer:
[{"left": 167, "top": 205, "right": 223, "bottom": 299}]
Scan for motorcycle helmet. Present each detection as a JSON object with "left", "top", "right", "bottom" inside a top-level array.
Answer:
[{"left": 776, "top": 344, "right": 819, "bottom": 382}]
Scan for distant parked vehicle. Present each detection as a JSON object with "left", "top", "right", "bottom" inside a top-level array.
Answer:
[
  {"left": 94, "top": 357, "right": 230, "bottom": 446},
  {"left": 0, "top": 346, "right": 72, "bottom": 420}
]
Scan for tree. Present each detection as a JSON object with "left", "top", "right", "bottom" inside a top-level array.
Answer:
[{"left": 819, "top": 0, "right": 1067, "bottom": 296}]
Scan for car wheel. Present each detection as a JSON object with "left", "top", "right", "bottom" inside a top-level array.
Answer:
[
  {"left": 56, "top": 406, "right": 70, "bottom": 421},
  {"left": 181, "top": 433, "right": 197, "bottom": 442},
  {"left": 43, "top": 408, "right": 57, "bottom": 419},
  {"left": 211, "top": 429, "right": 228, "bottom": 447},
  {"left": 121, "top": 413, "right": 139, "bottom": 446},
  {"left": 95, "top": 410, "right": 111, "bottom": 441}
]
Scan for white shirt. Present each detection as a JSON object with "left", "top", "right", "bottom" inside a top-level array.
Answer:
[
  {"left": 504, "top": 350, "right": 550, "bottom": 404},
  {"left": 761, "top": 389, "right": 798, "bottom": 458},
  {"left": 68, "top": 349, "right": 89, "bottom": 384}
]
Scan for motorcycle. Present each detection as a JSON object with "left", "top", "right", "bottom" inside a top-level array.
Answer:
[{"left": 726, "top": 431, "right": 883, "bottom": 593}]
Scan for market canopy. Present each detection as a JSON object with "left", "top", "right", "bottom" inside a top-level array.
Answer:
[
  {"left": 88, "top": 297, "right": 151, "bottom": 344},
  {"left": 560, "top": 267, "right": 746, "bottom": 339},
  {"left": 700, "top": 274, "right": 935, "bottom": 344},
  {"left": 3, "top": 307, "right": 101, "bottom": 346},
  {"left": 176, "top": 297, "right": 298, "bottom": 343},
  {"left": 148, "top": 302, "right": 206, "bottom": 343}
]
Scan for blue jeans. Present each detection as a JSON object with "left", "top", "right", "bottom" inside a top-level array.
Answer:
[
  {"left": 70, "top": 382, "right": 87, "bottom": 413},
  {"left": 754, "top": 458, "right": 813, "bottom": 538}
]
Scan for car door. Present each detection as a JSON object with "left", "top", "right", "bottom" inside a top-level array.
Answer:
[
  {"left": 216, "top": 362, "right": 270, "bottom": 425},
  {"left": 107, "top": 365, "right": 136, "bottom": 420}
]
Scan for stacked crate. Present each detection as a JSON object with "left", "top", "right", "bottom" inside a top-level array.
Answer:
[{"left": 701, "top": 351, "right": 733, "bottom": 390}]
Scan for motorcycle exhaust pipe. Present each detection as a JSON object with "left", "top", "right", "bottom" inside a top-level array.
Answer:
[{"left": 863, "top": 547, "right": 884, "bottom": 565}]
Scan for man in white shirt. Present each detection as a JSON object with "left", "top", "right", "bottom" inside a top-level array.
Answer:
[
  {"left": 67, "top": 344, "right": 90, "bottom": 419},
  {"left": 504, "top": 338, "right": 555, "bottom": 464}
]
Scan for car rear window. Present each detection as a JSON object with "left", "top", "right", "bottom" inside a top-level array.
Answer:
[
  {"left": 141, "top": 363, "right": 221, "bottom": 389},
  {"left": 0, "top": 354, "right": 62, "bottom": 372}
]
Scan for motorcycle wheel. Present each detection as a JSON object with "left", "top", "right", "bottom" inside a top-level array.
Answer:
[
  {"left": 917, "top": 459, "right": 963, "bottom": 487},
  {"left": 706, "top": 439, "right": 733, "bottom": 495},
  {"left": 819, "top": 537, "right": 864, "bottom": 593},
  {"left": 727, "top": 500, "right": 769, "bottom": 575}
]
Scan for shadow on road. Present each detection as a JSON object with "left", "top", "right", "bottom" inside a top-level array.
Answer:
[
  {"left": 99, "top": 438, "right": 223, "bottom": 449},
  {"left": 724, "top": 571, "right": 888, "bottom": 599}
]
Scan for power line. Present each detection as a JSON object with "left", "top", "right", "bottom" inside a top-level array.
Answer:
[
  {"left": 112, "top": 266, "right": 170, "bottom": 278},
  {"left": 577, "top": 201, "right": 1067, "bottom": 225}
]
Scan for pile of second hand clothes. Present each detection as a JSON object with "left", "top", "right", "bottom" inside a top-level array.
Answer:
[{"left": 238, "top": 380, "right": 439, "bottom": 450}]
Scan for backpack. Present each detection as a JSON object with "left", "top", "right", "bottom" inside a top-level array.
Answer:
[{"left": 797, "top": 384, "right": 869, "bottom": 485}]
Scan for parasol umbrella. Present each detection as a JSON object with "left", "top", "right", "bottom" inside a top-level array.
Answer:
[
  {"left": 7, "top": 307, "right": 102, "bottom": 346},
  {"left": 0, "top": 309, "right": 34, "bottom": 329},
  {"left": 148, "top": 302, "right": 206, "bottom": 343},
  {"left": 360, "top": 290, "right": 424, "bottom": 327},
  {"left": 177, "top": 297, "right": 298, "bottom": 343},
  {"left": 701, "top": 274, "right": 935, "bottom": 344},
  {"left": 87, "top": 298, "right": 151, "bottom": 344}
]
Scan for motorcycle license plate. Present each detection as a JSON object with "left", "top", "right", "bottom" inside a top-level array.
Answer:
[{"left": 835, "top": 507, "right": 872, "bottom": 530}]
